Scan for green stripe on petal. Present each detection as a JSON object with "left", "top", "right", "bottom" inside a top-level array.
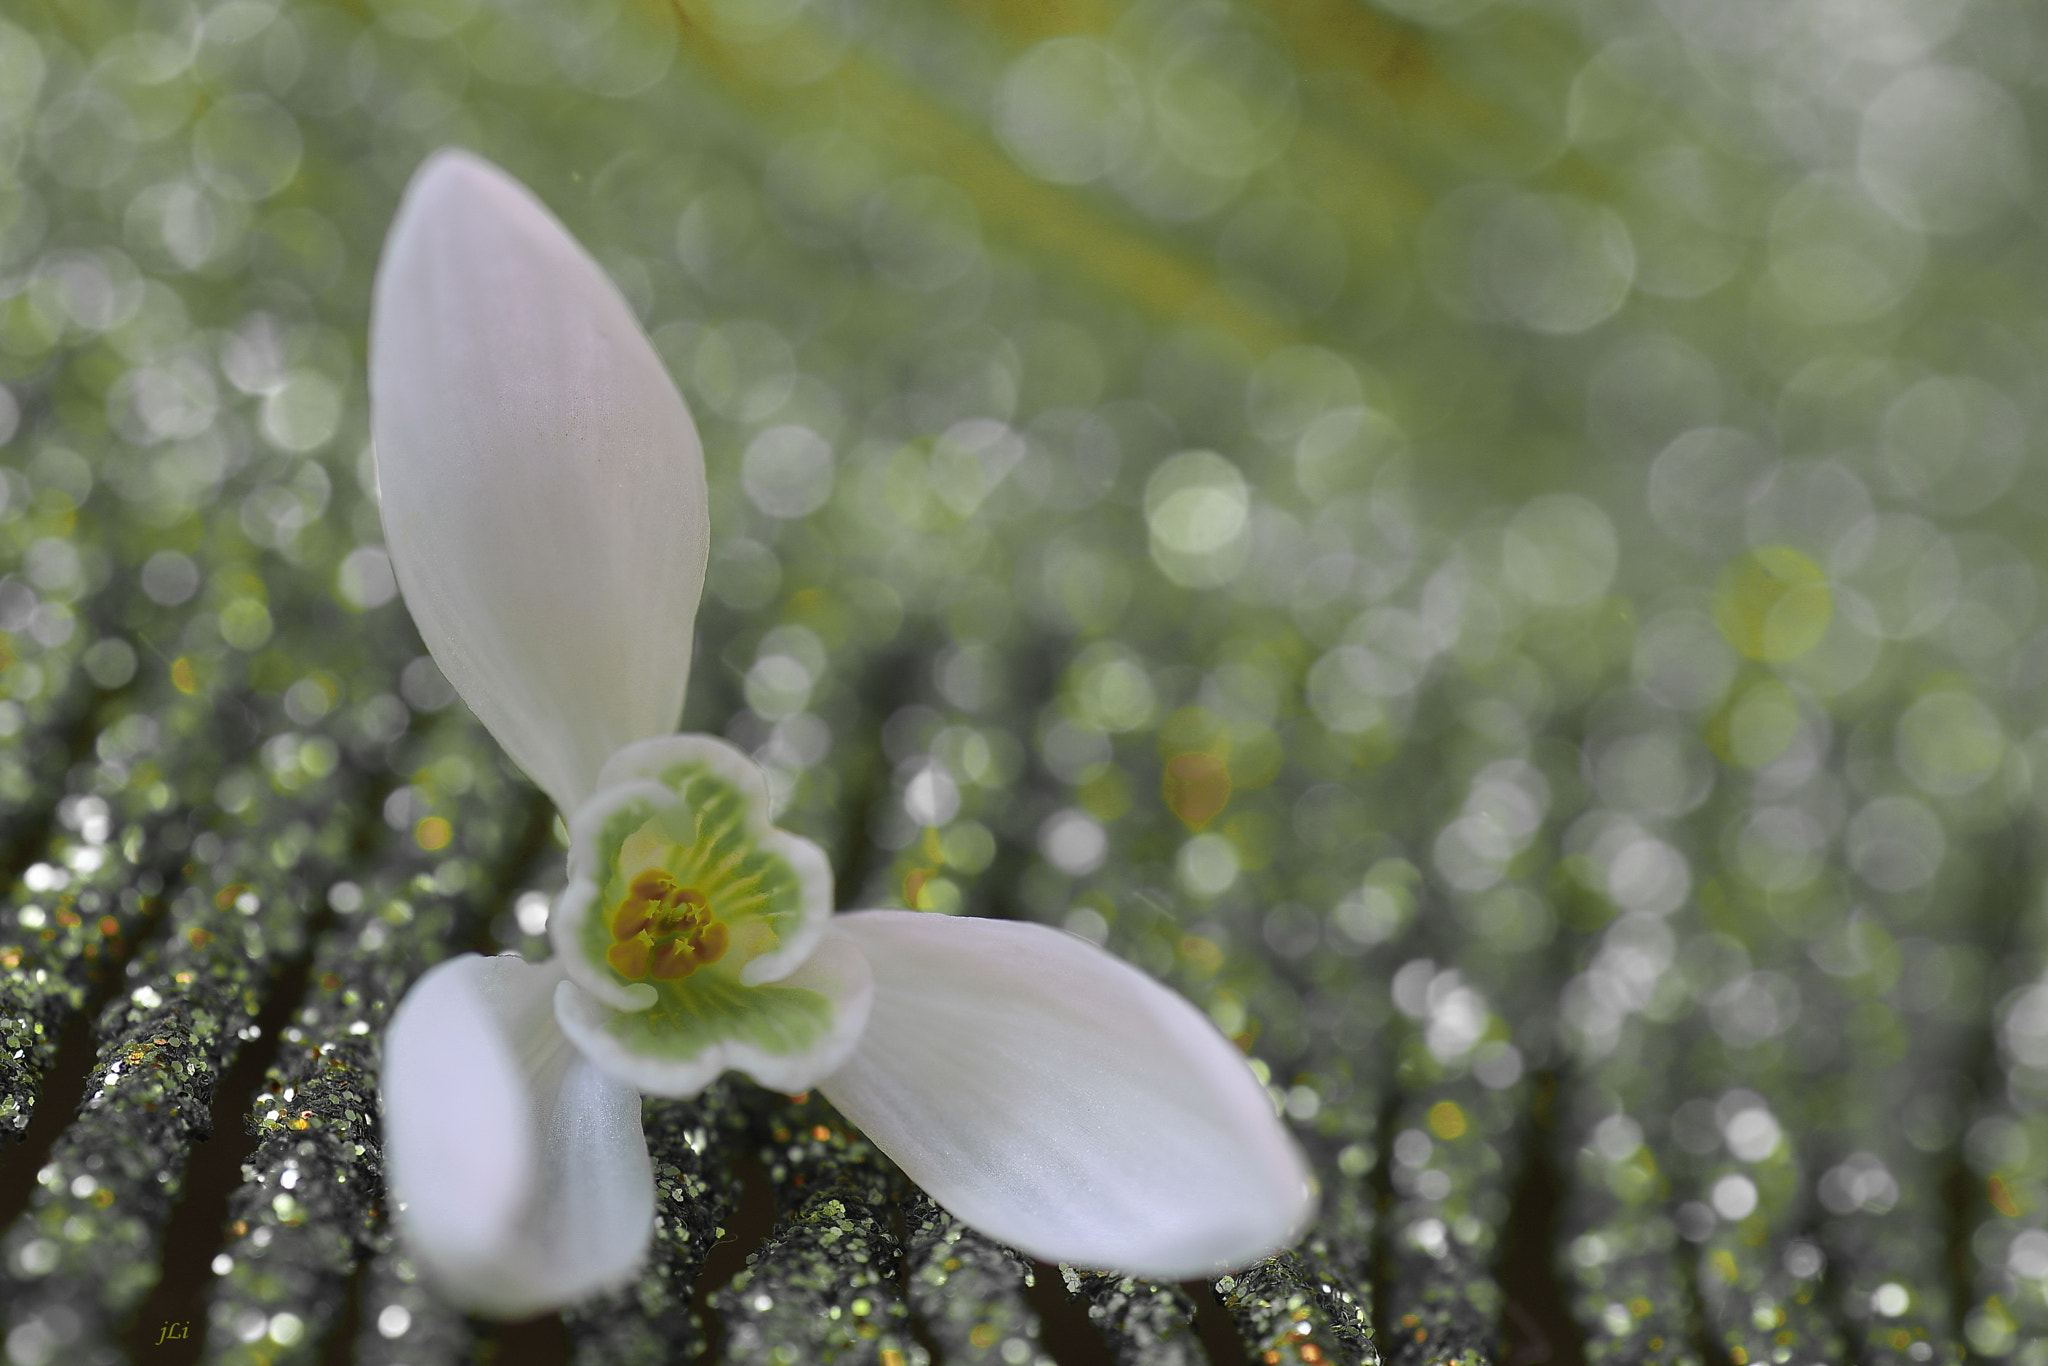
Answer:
[
  {"left": 602, "top": 972, "right": 836, "bottom": 1062},
  {"left": 633, "top": 768, "right": 792, "bottom": 931},
  {"left": 554, "top": 931, "right": 872, "bottom": 1097}
]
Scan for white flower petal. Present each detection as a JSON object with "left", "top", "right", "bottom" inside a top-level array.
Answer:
[
  {"left": 382, "top": 954, "right": 653, "bottom": 1317},
  {"left": 817, "top": 912, "right": 1316, "bottom": 1279},
  {"left": 370, "top": 148, "right": 708, "bottom": 814},
  {"left": 382, "top": 957, "right": 536, "bottom": 1272},
  {"left": 555, "top": 931, "right": 872, "bottom": 1098}
]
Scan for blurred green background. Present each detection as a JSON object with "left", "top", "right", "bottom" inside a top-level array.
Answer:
[{"left": 2, "top": 1, "right": 2048, "bottom": 1364}]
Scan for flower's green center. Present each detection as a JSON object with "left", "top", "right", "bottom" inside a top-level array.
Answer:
[
  {"left": 606, "top": 870, "right": 728, "bottom": 981},
  {"left": 584, "top": 781, "right": 790, "bottom": 1002},
  {"left": 562, "top": 743, "right": 846, "bottom": 1085}
]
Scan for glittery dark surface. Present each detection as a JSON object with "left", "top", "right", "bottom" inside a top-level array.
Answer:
[
  {"left": 1064, "top": 1269, "right": 1206, "bottom": 1366},
  {"left": 710, "top": 1095, "right": 926, "bottom": 1366},
  {"left": 205, "top": 713, "right": 540, "bottom": 1366},
  {"left": 1218, "top": 1249, "right": 1377, "bottom": 1366},
  {"left": 900, "top": 1191, "right": 1054, "bottom": 1366}
]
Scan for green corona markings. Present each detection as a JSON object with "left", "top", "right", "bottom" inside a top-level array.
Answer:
[
  {"left": 575, "top": 761, "right": 828, "bottom": 1058},
  {"left": 600, "top": 972, "right": 838, "bottom": 1062}
]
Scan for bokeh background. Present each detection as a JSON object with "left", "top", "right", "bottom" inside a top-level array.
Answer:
[{"left": 0, "top": 0, "right": 2046, "bottom": 1364}]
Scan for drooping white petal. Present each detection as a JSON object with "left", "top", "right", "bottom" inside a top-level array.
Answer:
[
  {"left": 382, "top": 954, "right": 654, "bottom": 1318},
  {"left": 370, "top": 149, "right": 708, "bottom": 814},
  {"left": 817, "top": 912, "right": 1316, "bottom": 1279},
  {"left": 555, "top": 931, "right": 873, "bottom": 1098}
]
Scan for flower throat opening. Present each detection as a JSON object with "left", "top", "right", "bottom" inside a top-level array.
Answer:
[{"left": 607, "top": 869, "right": 730, "bottom": 981}]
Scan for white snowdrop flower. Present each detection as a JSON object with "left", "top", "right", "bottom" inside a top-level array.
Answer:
[{"left": 370, "top": 150, "right": 1314, "bottom": 1317}]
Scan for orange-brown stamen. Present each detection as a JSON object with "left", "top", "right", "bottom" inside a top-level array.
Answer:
[{"left": 607, "top": 870, "right": 727, "bottom": 982}]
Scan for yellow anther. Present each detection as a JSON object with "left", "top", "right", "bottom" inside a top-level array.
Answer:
[
  {"left": 608, "top": 869, "right": 728, "bottom": 982},
  {"left": 608, "top": 937, "right": 653, "bottom": 979},
  {"left": 612, "top": 903, "right": 651, "bottom": 941},
  {"left": 649, "top": 921, "right": 728, "bottom": 980}
]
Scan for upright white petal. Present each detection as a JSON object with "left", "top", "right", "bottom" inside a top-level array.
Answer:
[
  {"left": 370, "top": 149, "right": 708, "bottom": 814},
  {"left": 817, "top": 912, "right": 1315, "bottom": 1279},
  {"left": 382, "top": 954, "right": 654, "bottom": 1318}
]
